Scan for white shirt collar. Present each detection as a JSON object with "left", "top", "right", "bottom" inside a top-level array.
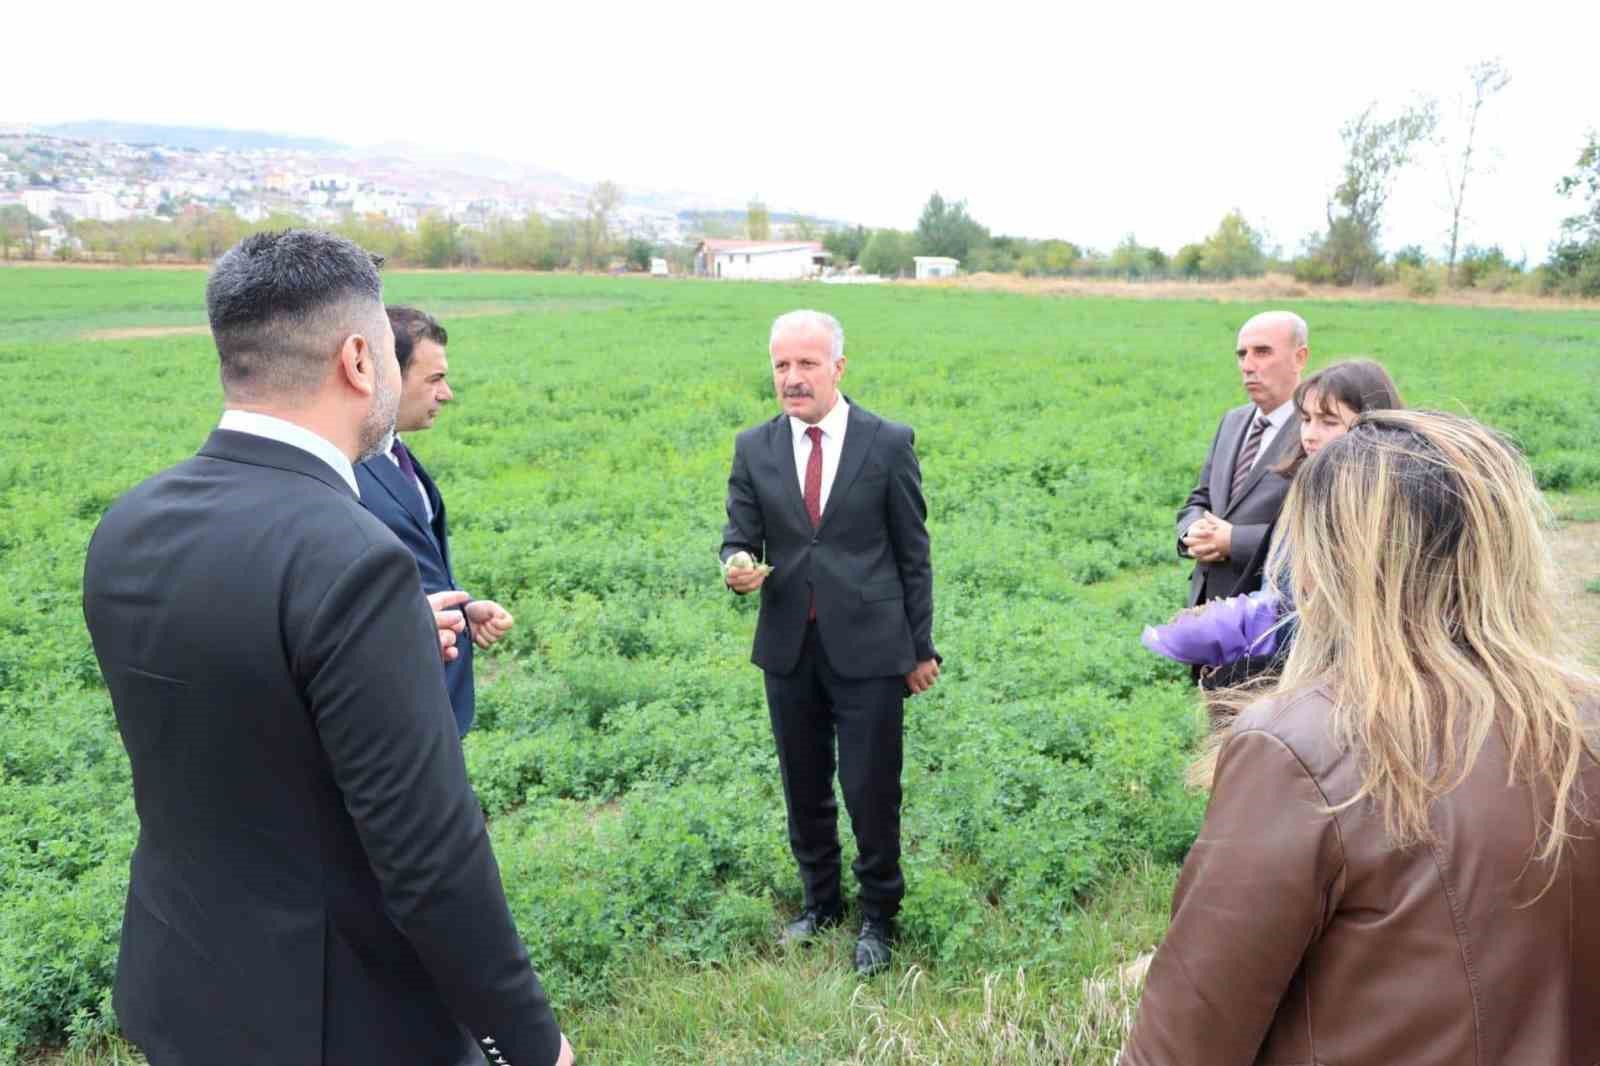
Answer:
[
  {"left": 218, "top": 409, "right": 361, "bottom": 496},
  {"left": 789, "top": 395, "right": 850, "bottom": 442},
  {"left": 1258, "top": 399, "right": 1296, "bottom": 429}
]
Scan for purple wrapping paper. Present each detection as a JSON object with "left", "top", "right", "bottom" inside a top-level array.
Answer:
[{"left": 1140, "top": 588, "right": 1284, "bottom": 667}]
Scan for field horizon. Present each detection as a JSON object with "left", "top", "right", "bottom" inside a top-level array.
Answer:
[{"left": 6, "top": 258, "right": 1599, "bottom": 317}]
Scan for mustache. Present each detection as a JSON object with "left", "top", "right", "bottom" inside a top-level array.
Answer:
[{"left": 783, "top": 386, "right": 814, "bottom": 398}]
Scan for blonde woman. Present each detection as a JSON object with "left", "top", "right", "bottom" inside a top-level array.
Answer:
[{"left": 1123, "top": 410, "right": 1600, "bottom": 1065}]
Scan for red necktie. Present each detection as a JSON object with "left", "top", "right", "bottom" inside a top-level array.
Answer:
[
  {"left": 803, "top": 426, "right": 823, "bottom": 527},
  {"left": 804, "top": 426, "right": 822, "bottom": 619}
]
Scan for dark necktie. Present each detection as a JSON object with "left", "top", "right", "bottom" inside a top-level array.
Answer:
[
  {"left": 804, "top": 426, "right": 822, "bottom": 620},
  {"left": 1230, "top": 415, "right": 1268, "bottom": 503},
  {"left": 391, "top": 438, "right": 420, "bottom": 485}
]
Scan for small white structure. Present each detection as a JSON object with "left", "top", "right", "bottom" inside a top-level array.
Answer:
[
  {"left": 649, "top": 257, "right": 669, "bottom": 277},
  {"left": 695, "top": 239, "right": 829, "bottom": 280},
  {"left": 914, "top": 256, "right": 959, "bottom": 279}
]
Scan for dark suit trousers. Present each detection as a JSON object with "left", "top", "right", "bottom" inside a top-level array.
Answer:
[{"left": 764, "top": 622, "right": 906, "bottom": 921}]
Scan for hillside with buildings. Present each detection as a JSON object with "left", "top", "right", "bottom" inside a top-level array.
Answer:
[{"left": 0, "top": 122, "right": 749, "bottom": 254}]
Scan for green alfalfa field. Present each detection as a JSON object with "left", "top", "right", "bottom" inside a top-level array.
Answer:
[{"left": 2, "top": 265, "right": 1598, "bottom": 1065}]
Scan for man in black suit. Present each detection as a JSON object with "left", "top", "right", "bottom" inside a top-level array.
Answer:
[
  {"left": 356, "top": 306, "right": 513, "bottom": 737},
  {"left": 1177, "top": 310, "right": 1309, "bottom": 607},
  {"left": 720, "top": 309, "right": 939, "bottom": 976},
  {"left": 81, "top": 231, "right": 572, "bottom": 1066}
]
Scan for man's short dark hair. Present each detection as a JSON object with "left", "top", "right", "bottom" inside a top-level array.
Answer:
[
  {"left": 387, "top": 306, "right": 448, "bottom": 375},
  {"left": 206, "top": 230, "right": 385, "bottom": 401}
]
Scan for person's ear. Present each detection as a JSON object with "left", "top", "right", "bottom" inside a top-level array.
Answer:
[
  {"left": 835, "top": 356, "right": 846, "bottom": 381},
  {"left": 337, "top": 333, "right": 375, "bottom": 397}
]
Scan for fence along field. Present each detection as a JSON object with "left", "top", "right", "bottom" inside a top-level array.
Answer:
[{"left": 1, "top": 267, "right": 1597, "bottom": 1064}]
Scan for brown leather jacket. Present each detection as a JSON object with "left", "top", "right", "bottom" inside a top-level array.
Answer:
[{"left": 1124, "top": 687, "right": 1600, "bottom": 1065}]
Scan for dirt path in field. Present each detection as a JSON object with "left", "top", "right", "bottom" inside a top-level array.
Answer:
[
  {"left": 1555, "top": 522, "right": 1600, "bottom": 665},
  {"left": 82, "top": 303, "right": 525, "bottom": 341},
  {"left": 84, "top": 324, "right": 211, "bottom": 340}
]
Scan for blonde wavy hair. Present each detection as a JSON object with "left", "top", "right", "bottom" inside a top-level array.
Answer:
[{"left": 1195, "top": 410, "right": 1599, "bottom": 868}]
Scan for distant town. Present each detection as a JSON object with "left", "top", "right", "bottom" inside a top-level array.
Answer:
[
  {"left": 0, "top": 123, "right": 736, "bottom": 250},
  {"left": 6, "top": 114, "right": 1595, "bottom": 300}
]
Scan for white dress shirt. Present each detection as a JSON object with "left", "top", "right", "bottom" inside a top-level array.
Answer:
[
  {"left": 790, "top": 396, "right": 850, "bottom": 514},
  {"left": 1246, "top": 399, "right": 1297, "bottom": 473},
  {"left": 218, "top": 409, "right": 360, "bottom": 496},
  {"left": 385, "top": 436, "right": 434, "bottom": 522}
]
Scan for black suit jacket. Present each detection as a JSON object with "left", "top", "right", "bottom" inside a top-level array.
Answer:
[
  {"left": 721, "top": 401, "right": 936, "bottom": 678},
  {"left": 1175, "top": 403, "right": 1300, "bottom": 606},
  {"left": 356, "top": 446, "right": 476, "bottom": 736},
  {"left": 81, "top": 430, "right": 560, "bottom": 1066}
]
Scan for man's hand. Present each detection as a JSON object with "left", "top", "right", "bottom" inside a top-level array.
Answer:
[
  {"left": 1181, "top": 511, "right": 1233, "bottom": 564},
  {"left": 724, "top": 564, "right": 769, "bottom": 594},
  {"left": 426, "top": 590, "right": 469, "bottom": 663},
  {"left": 905, "top": 659, "right": 940, "bottom": 696},
  {"left": 465, "top": 599, "right": 515, "bottom": 649},
  {"left": 555, "top": 1034, "right": 575, "bottom": 1066}
]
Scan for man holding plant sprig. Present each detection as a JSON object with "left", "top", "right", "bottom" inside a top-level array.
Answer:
[{"left": 720, "top": 309, "right": 939, "bottom": 976}]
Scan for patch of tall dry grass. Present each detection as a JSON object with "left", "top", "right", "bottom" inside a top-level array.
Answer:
[{"left": 923, "top": 271, "right": 1596, "bottom": 311}]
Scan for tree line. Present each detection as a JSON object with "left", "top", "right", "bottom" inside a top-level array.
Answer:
[
  {"left": 0, "top": 179, "right": 652, "bottom": 273},
  {"left": 808, "top": 69, "right": 1597, "bottom": 298},
  {"left": 3, "top": 59, "right": 1596, "bottom": 298}
]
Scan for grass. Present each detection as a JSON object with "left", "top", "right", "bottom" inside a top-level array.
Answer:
[
  {"left": 2, "top": 265, "right": 1597, "bottom": 1064},
  {"left": 567, "top": 860, "right": 1175, "bottom": 1065},
  {"left": 29, "top": 860, "right": 1177, "bottom": 1066}
]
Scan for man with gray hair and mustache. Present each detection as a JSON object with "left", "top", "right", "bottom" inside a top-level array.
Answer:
[
  {"left": 1177, "top": 309, "right": 1309, "bottom": 608},
  {"left": 720, "top": 309, "right": 940, "bottom": 976}
]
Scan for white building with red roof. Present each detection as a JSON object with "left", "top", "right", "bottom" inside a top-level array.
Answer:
[{"left": 694, "top": 239, "right": 829, "bottom": 280}]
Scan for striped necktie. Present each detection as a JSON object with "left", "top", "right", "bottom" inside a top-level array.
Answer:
[{"left": 1230, "top": 415, "right": 1268, "bottom": 503}]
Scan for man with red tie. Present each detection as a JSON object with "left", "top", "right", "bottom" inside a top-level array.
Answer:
[
  {"left": 1177, "top": 310, "right": 1309, "bottom": 607},
  {"left": 356, "top": 307, "right": 515, "bottom": 737},
  {"left": 720, "top": 310, "right": 940, "bottom": 976}
]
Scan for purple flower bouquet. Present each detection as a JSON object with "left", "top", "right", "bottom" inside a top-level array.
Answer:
[{"left": 1140, "top": 589, "right": 1285, "bottom": 668}]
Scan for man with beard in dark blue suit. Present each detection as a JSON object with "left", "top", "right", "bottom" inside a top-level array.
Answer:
[
  {"left": 82, "top": 231, "right": 571, "bottom": 1066},
  {"left": 356, "top": 307, "right": 515, "bottom": 738}
]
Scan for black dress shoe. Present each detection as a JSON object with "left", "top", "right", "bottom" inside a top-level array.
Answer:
[
  {"left": 853, "top": 917, "right": 894, "bottom": 975},
  {"left": 781, "top": 907, "right": 841, "bottom": 944}
]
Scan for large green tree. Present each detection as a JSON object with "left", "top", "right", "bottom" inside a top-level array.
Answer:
[
  {"left": 416, "top": 212, "right": 462, "bottom": 268},
  {"left": 1320, "top": 99, "right": 1439, "bottom": 285},
  {"left": 0, "top": 204, "right": 44, "bottom": 260},
  {"left": 823, "top": 225, "right": 869, "bottom": 265},
  {"left": 915, "top": 191, "right": 988, "bottom": 262},
  {"left": 860, "top": 228, "right": 912, "bottom": 277},
  {"left": 1545, "top": 132, "right": 1600, "bottom": 296},
  {"left": 1198, "top": 210, "right": 1267, "bottom": 279},
  {"left": 1106, "top": 234, "right": 1166, "bottom": 278}
]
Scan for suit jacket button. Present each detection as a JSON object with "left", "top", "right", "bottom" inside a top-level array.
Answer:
[{"left": 811, "top": 537, "right": 819, "bottom": 545}]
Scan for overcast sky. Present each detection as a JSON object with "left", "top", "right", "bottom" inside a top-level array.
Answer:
[{"left": 9, "top": 0, "right": 1596, "bottom": 259}]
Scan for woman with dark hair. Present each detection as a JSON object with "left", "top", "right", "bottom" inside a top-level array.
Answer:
[
  {"left": 1142, "top": 360, "right": 1402, "bottom": 690},
  {"left": 1229, "top": 359, "right": 1405, "bottom": 604},
  {"left": 1272, "top": 358, "right": 1406, "bottom": 481},
  {"left": 1124, "top": 410, "right": 1600, "bottom": 1065}
]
